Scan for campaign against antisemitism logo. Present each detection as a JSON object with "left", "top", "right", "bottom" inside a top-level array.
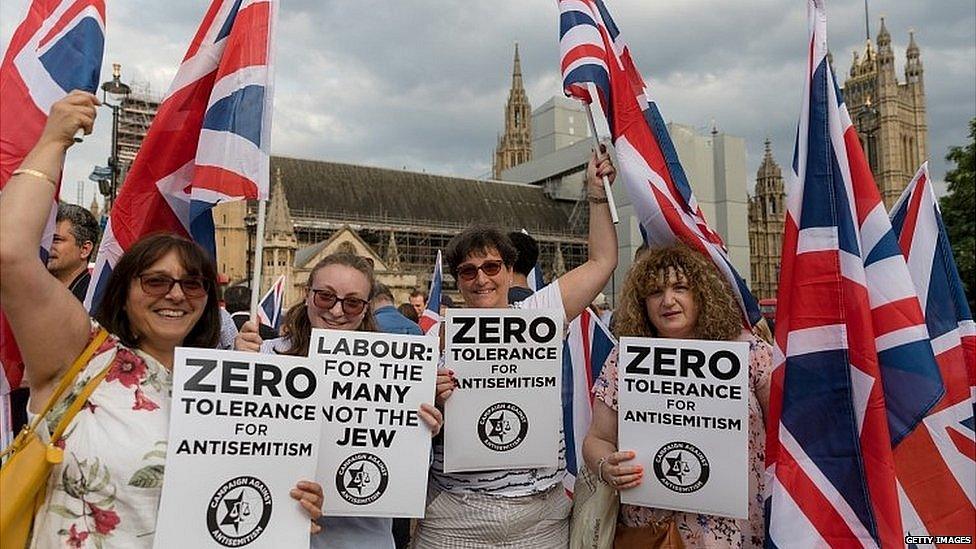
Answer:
[
  {"left": 652, "top": 441, "right": 710, "bottom": 494},
  {"left": 206, "top": 476, "right": 273, "bottom": 547},
  {"left": 335, "top": 452, "right": 390, "bottom": 505},
  {"left": 476, "top": 402, "right": 529, "bottom": 452}
]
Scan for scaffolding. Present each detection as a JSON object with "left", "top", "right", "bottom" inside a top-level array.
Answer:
[{"left": 116, "top": 82, "right": 160, "bottom": 179}]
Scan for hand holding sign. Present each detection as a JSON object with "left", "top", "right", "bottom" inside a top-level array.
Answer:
[{"left": 599, "top": 450, "right": 643, "bottom": 490}]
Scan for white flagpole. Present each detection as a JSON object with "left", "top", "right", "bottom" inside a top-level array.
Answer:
[
  {"left": 582, "top": 101, "right": 619, "bottom": 224},
  {"left": 249, "top": 199, "right": 267, "bottom": 322}
]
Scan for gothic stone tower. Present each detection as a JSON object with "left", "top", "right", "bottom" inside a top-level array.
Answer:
[
  {"left": 842, "top": 18, "right": 927, "bottom": 209},
  {"left": 748, "top": 139, "right": 785, "bottom": 300},
  {"left": 492, "top": 43, "right": 532, "bottom": 179},
  {"left": 262, "top": 168, "right": 298, "bottom": 305}
]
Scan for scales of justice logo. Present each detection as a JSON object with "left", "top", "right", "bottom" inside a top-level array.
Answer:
[
  {"left": 335, "top": 452, "right": 390, "bottom": 505},
  {"left": 207, "top": 476, "right": 273, "bottom": 547},
  {"left": 652, "top": 441, "right": 711, "bottom": 494},
  {"left": 477, "top": 402, "right": 529, "bottom": 452}
]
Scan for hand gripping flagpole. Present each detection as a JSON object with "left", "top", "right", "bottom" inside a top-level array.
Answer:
[
  {"left": 583, "top": 101, "right": 619, "bottom": 224},
  {"left": 249, "top": 199, "right": 267, "bottom": 322}
]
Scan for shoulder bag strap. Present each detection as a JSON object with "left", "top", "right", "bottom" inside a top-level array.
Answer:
[{"left": 49, "top": 357, "right": 114, "bottom": 441}]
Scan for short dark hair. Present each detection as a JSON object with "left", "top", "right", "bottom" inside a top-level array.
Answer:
[
  {"left": 507, "top": 231, "right": 539, "bottom": 276},
  {"left": 93, "top": 233, "right": 220, "bottom": 349},
  {"left": 372, "top": 281, "right": 394, "bottom": 302},
  {"left": 445, "top": 225, "right": 518, "bottom": 279},
  {"left": 223, "top": 285, "right": 251, "bottom": 313},
  {"left": 397, "top": 303, "right": 419, "bottom": 322},
  {"left": 56, "top": 203, "right": 100, "bottom": 249},
  {"left": 409, "top": 289, "right": 426, "bottom": 300}
]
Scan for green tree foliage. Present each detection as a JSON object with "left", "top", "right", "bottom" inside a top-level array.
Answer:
[{"left": 939, "top": 117, "right": 976, "bottom": 313}]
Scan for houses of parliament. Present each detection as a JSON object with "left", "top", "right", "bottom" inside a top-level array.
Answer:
[{"left": 749, "top": 17, "right": 927, "bottom": 300}]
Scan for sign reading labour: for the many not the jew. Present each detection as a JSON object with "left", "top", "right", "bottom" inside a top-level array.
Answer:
[
  {"left": 443, "top": 308, "right": 564, "bottom": 472},
  {"left": 618, "top": 337, "right": 749, "bottom": 519},
  {"left": 311, "top": 329, "right": 438, "bottom": 518}
]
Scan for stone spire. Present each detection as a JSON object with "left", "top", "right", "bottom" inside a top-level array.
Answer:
[
  {"left": 756, "top": 138, "right": 781, "bottom": 193},
  {"left": 262, "top": 167, "right": 297, "bottom": 301},
  {"left": 905, "top": 29, "right": 923, "bottom": 83},
  {"left": 876, "top": 16, "right": 894, "bottom": 70},
  {"left": 748, "top": 139, "right": 785, "bottom": 300},
  {"left": 384, "top": 232, "right": 401, "bottom": 271},
  {"left": 265, "top": 167, "right": 295, "bottom": 241},
  {"left": 492, "top": 42, "right": 532, "bottom": 179},
  {"left": 551, "top": 244, "right": 566, "bottom": 278}
]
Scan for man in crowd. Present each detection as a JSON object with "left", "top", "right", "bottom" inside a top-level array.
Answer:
[
  {"left": 507, "top": 230, "right": 539, "bottom": 304},
  {"left": 224, "top": 284, "right": 276, "bottom": 340},
  {"left": 47, "top": 203, "right": 99, "bottom": 302},
  {"left": 409, "top": 289, "right": 427, "bottom": 317},
  {"left": 372, "top": 282, "right": 423, "bottom": 336}
]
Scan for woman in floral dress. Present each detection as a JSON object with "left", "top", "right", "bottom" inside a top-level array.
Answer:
[
  {"left": 0, "top": 92, "right": 325, "bottom": 548},
  {"left": 582, "top": 244, "right": 773, "bottom": 548}
]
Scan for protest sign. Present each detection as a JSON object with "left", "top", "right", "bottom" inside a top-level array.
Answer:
[
  {"left": 311, "top": 329, "right": 438, "bottom": 518},
  {"left": 617, "top": 337, "right": 749, "bottom": 519},
  {"left": 443, "top": 308, "right": 564, "bottom": 472},
  {"left": 155, "top": 348, "right": 323, "bottom": 549}
]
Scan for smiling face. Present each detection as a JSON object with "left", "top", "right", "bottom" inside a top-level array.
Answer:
[
  {"left": 456, "top": 248, "right": 513, "bottom": 309},
  {"left": 125, "top": 250, "right": 208, "bottom": 354},
  {"left": 644, "top": 267, "right": 700, "bottom": 339},
  {"left": 305, "top": 264, "right": 371, "bottom": 330}
]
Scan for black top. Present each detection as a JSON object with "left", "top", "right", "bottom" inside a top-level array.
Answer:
[
  {"left": 507, "top": 285, "right": 534, "bottom": 304},
  {"left": 68, "top": 270, "right": 91, "bottom": 303}
]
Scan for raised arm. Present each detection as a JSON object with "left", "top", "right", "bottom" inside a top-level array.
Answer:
[
  {"left": 555, "top": 146, "right": 618, "bottom": 321},
  {"left": 0, "top": 91, "right": 99, "bottom": 401}
]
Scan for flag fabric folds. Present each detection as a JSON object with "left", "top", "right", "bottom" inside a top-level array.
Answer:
[
  {"left": 257, "top": 274, "right": 285, "bottom": 332},
  {"left": 889, "top": 162, "right": 975, "bottom": 541},
  {"left": 86, "top": 0, "right": 277, "bottom": 314},
  {"left": 561, "top": 307, "right": 615, "bottom": 495},
  {"left": 557, "top": 0, "right": 759, "bottom": 326},
  {"left": 765, "top": 2, "right": 943, "bottom": 547},
  {"left": 0, "top": 0, "right": 105, "bottom": 444},
  {"left": 418, "top": 250, "right": 443, "bottom": 336}
]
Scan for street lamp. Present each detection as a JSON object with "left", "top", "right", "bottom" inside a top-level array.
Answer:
[{"left": 99, "top": 63, "right": 131, "bottom": 210}]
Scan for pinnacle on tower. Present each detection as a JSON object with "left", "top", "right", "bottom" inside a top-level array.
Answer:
[
  {"left": 906, "top": 29, "right": 920, "bottom": 59},
  {"left": 265, "top": 166, "right": 295, "bottom": 240},
  {"left": 876, "top": 16, "right": 891, "bottom": 47},
  {"left": 512, "top": 41, "right": 523, "bottom": 87}
]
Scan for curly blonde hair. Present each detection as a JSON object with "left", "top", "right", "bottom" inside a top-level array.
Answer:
[{"left": 613, "top": 244, "right": 742, "bottom": 341}]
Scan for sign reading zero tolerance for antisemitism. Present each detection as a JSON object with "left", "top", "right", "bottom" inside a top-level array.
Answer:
[
  {"left": 310, "top": 329, "right": 438, "bottom": 518},
  {"left": 443, "top": 308, "right": 564, "bottom": 472},
  {"left": 155, "top": 348, "right": 323, "bottom": 549},
  {"left": 618, "top": 337, "right": 749, "bottom": 519}
]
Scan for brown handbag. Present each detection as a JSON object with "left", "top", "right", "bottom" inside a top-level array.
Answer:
[
  {"left": 614, "top": 520, "right": 685, "bottom": 549},
  {"left": 0, "top": 329, "right": 110, "bottom": 547}
]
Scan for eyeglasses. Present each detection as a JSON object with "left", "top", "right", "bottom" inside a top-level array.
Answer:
[
  {"left": 456, "top": 260, "right": 505, "bottom": 281},
  {"left": 137, "top": 274, "right": 209, "bottom": 298},
  {"left": 309, "top": 289, "right": 369, "bottom": 315}
]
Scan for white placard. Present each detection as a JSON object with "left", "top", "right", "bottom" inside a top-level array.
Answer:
[
  {"left": 310, "top": 329, "right": 438, "bottom": 518},
  {"left": 443, "top": 308, "right": 564, "bottom": 472},
  {"left": 618, "top": 337, "right": 749, "bottom": 519},
  {"left": 155, "top": 348, "right": 323, "bottom": 548}
]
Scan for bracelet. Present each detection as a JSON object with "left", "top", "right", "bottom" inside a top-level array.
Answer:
[
  {"left": 12, "top": 168, "right": 57, "bottom": 187},
  {"left": 587, "top": 195, "right": 609, "bottom": 204},
  {"left": 597, "top": 455, "right": 610, "bottom": 483}
]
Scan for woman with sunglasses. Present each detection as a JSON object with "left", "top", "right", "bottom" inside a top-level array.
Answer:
[
  {"left": 0, "top": 92, "right": 325, "bottom": 547},
  {"left": 412, "top": 148, "right": 617, "bottom": 548},
  {"left": 235, "top": 252, "right": 443, "bottom": 549}
]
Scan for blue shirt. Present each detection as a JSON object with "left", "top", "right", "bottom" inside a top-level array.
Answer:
[{"left": 373, "top": 305, "right": 423, "bottom": 335}]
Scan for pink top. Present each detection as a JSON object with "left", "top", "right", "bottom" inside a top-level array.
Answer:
[{"left": 592, "top": 332, "right": 773, "bottom": 548}]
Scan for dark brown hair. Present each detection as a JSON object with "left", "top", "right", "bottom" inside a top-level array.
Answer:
[
  {"left": 613, "top": 244, "right": 741, "bottom": 341},
  {"left": 278, "top": 252, "right": 378, "bottom": 356},
  {"left": 445, "top": 225, "right": 518, "bottom": 279},
  {"left": 93, "top": 233, "right": 220, "bottom": 349}
]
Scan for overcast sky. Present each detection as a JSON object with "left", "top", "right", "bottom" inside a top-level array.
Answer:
[{"left": 2, "top": 0, "right": 973, "bottom": 208}]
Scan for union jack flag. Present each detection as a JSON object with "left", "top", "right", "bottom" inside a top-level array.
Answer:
[
  {"left": 0, "top": 0, "right": 104, "bottom": 443},
  {"left": 557, "top": 0, "right": 759, "bottom": 326},
  {"left": 561, "top": 307, "right": 615, "bottom": 495},
  {"left": 418, "top": 250, "right": 442, "bottom": 336},
  {"left": 86, "top": 0, "right": 277, "bottom": 313},
  {"left": 889, "top": 162, "right": 975, "bottom": 541},
  {"left": 257, "top": 274, "right": 285, "bottom": 332},
  {"left": 765, "top": 2, "right": 943, "bottom": 546}
]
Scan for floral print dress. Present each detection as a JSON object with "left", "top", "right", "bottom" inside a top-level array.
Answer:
[
  {"left": 592, "top": 332, "right": 773, "bottom": 549},
  {"left": 29, "top": 326, "right": 171, "bottom": 548}
]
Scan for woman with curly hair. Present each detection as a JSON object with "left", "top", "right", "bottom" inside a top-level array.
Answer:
[{"left": 582, "top": 244, "right": 773, "bottom": 548}]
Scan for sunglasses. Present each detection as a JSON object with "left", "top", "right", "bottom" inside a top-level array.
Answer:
[
  {"left": 137, "top": 274, "right": 209, "bottom": 298},
  {"left": 456, "top": 260, "right": 505, "bottom": 281},
  {"left": 309, "top": 289, "right": 369, "bottom": 315}
]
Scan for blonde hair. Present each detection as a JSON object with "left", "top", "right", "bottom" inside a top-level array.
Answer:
[{"left": 613, "top": 244, "right": 741, "bottom": 341}]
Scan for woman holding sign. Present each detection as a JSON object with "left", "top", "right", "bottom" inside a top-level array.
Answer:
[
  {"left": 582, "top": 244, "right": 773, "bottom": 548},
  {"left": 414, "top": 147, "right": 617, "bottom": 548},
  {"left": 235, "top": 252, "right": 444, "bottom": 549},
  {"left": 0, "top": 93, "right": 325, "bottom": 547}
]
